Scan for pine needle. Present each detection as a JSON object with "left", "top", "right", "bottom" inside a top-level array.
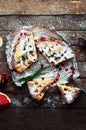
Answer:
[{"left": 19, "top": 66, "right": 48, "bottom": 83}]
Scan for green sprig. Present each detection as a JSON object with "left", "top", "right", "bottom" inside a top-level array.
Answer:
[
  {"left": 19, "top": 66, "right": 48, "bottom": 83},
  {"left": 23, "top": 41, "right": 28, "bottom": 50},
  {"left": 48, "top": 53, "right": 56, "bottom": 58}
]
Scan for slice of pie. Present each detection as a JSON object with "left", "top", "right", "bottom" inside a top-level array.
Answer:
[
  {"left": 57, "top": 84, "right": 80, "bottom": 104},
  {"left": 36, "top": 39, "right": 74, "bottom": 66},
  {"left": 27, "top": 66, "right": 57, "bottom": 101},
  {"left": 13, "top": 32, "right": 38, "bottom": 73},
  {"left": 27, "top": 79, "right": 53, "bottom": 101}
]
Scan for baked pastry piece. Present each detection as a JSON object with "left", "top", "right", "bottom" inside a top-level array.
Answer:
[
  {"left": 6, "top": 27, "right": 31, "bottom": 70},
  {"left": 27, "top": 79, "right": 53, "bottom": 101},
  {"left": 57, "top": 84, "right": 80, "bottom": 104},
  {"left": 6, "top": 27, "right": 38, "bottom": 73},
  {"left": 13, "top": 32, "right": 38, "bottom": 73},
  {"left": 26, "top": 66, "right": 57, "bottom": 101},
  {"left": 36, "top": 39, "right": 74, "bottom": 66}
]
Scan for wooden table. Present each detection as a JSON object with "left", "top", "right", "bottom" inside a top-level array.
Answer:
[{"left": 0, "top": 1, "right": 86, "bottom": 130}]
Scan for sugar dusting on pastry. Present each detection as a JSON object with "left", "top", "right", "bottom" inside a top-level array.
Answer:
[{"left": 6, "top": 25, "right": 80, "bottom": 104}]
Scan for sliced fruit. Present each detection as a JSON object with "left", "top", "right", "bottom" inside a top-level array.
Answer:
[
  {"left": 0, "top": 92, "right": 11, "bottom": 108},
  {"left": 0, "top": 37, "right": 3, "bottom": 47}
]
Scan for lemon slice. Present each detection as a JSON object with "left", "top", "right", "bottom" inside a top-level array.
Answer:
[
  {"left": 14, "top": 45, "right": 23, "bottom": 62},
  {"left": 0, "top": 37, "right": 3, "bottom": 47}
]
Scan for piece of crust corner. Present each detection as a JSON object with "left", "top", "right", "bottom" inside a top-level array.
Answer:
[
  {"left": 57, "top": 83, "right": 80, "bottom": 104},
  {"left": 27, "top": 79, "right": 52, "bottom": 101}
]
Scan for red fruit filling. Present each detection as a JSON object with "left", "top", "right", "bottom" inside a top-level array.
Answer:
[
  {"left": 40, "top": 64, "right": 44, "bottom": 69},
  {"left": 65, "top": 68, "right": 68, "bottom": 72},
  {"left": 42, "top": 77, "right": 44, "bottom": 80},
  {"left": 24, "top": 32, "right": 27, "bottom": 36},
  {"left": 34, "top": 39, "right": 37, "bottom": 43},
  {"left": 40, "top": 37, "right": 46, "bottom": 41},
  {"left": 20, "top": 33, "right": 23, "bottom": 37},
  {"left": 18, "top": 37, "right": 20, "bottom": 41}
]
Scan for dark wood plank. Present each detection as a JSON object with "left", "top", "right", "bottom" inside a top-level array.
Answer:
[
  {"left": 0, "top": 0, "right": 86, "bottom": 15},
  {"left": 78, "top": 62, "right": 86, "bottom": 77},
  {"left": 71, "top": 46, "right": 86, "bottom": 62},
  {"left": 0, "top": 108, "right": 86, "bottom": 130},
  {"left": 0, "top": 15, "right": 86, "bottom": 31},
  {"left": 58, "top": 31, "right": 86, "bottom": 45}
]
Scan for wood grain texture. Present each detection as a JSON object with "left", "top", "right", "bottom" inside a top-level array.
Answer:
[
  {"left": 0, "top": 30, "right": 86, "bottom": 46},
  {"left": 0, "top": 0, "right": 86, "bottom": 15},
  {"left": 0, "top": 108, "right": 86, "bottom": 130},
  {"left": 0, "top": 15, "right": 86, "bottom": 31}
]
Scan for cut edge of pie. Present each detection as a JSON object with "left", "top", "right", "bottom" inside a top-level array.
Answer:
[
  {"left": 57, "top": 83, "right": 80, "bottom": 104},
  {"left": 27, "top": 79, "right": 53, "bottom": 101}
]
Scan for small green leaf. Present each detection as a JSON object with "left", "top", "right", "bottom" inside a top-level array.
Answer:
[
  {"left": 48, "top": 53, "right": 56, "bottom": 58},
  {"left": 23, "top": 52, "right": 28, "bottom": 64},
  {"left": 23, "top": 41, "right": 28, "bottom": 50},
  {"left": 19, "top": 66, "right": 49, "bottom": 83}
]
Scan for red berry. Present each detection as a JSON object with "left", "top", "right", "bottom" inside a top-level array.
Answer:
[
  {"left": 70, "top": 66, "right": 75, "bottom": 71},
  {"left": 65, "top": 68, "right": 68, "bottom": 72},
  {"left": 53, "top": 80, "right": 57, "bottom": 84},
  {"left": 0, "top": 92, "right": 11, "bottom": 108},
  {"left": 20, "top": 33, "right": 23, "bottom": 36},
  {"left": 18, "top": 37, "right": 20, "bottom": 41},
  {"left": 42, "top": 77, "right": 44, "bottom": 80},
  {"left": 72, "top": 71, "right": 75, "bottom": 74},
  {"left": 40, "top": 64, "right": 44, "bottom": 69},
  {"left": 61, "top": 63, "right": 64, "bottom": 67},
  {"left": 59, "top": 67, "right": 62, "bottom": 70},
  {"left": 24, "top": 32, "right": 27, "bottom": 36},
  {"left": 40, "top": 37, "right": 46, "bottom": 41},
  {"left": 34, "top": 39, "right": 37, "bottom": 43},
  {"left": 70, "top": 66, "right": 75, "bottom": 75},
  {"left": 51, "top": 82, "right": 53, "bottom": 85}
]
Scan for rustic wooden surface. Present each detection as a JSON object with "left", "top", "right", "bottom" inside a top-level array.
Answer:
[
  {"left": 0, "top": 0, "right": 86, "bottom": 130},
  {"left": 0, "top": 0, "right": 86, "bottom": 15}
]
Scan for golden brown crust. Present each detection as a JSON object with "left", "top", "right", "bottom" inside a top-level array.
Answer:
[
  {"left": 27, "top": 79, "right": 52, "bottom": 101},
  {"left": 57, "top": 84, "right": 80, "bottom": 104},
  {"left": 36, "top": 39, "right": 65, "bottom": 66},
  {"left": 14, "top": 61, "right": 33, "bottom": 73},
  {"left": 12, "top": 33, "right": 38, "bottom": 73},
  {"left": 7, "top": 25, "right": 65, "bottom": 72}
]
